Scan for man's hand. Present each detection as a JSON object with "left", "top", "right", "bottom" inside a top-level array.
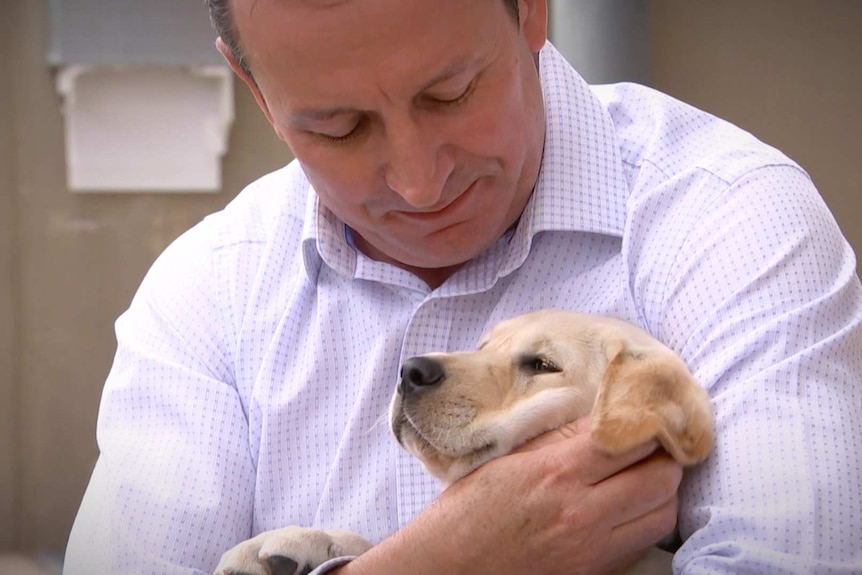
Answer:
[{"left": 337, "top": 415, "right": 682, "bottom": 575}]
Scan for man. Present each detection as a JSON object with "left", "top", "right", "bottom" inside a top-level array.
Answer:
[{"left": 64, "top": 0, "right": 862, "bottom": 573}]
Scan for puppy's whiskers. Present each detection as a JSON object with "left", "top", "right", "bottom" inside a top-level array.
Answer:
[
  {"left": 366, "top": 410, "right": 391, "bottom": 435},
  {"left": 426, "top": 424, "right": 470, "bottom": 455}
]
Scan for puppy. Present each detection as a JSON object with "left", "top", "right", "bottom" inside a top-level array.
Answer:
[{"left": 215, "top": 310, "right": 713, "bottom": 575}]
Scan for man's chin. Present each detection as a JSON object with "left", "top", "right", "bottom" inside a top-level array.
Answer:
[{"left": 349, "top": 226, "right": 502, "bottom": 284}]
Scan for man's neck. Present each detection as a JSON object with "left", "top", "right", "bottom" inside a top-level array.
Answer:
[{"left": 350, "top": 231, "right": 465, "bottom": 289}]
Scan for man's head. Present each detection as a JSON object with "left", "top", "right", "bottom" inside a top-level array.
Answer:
[
  {"left": 214, "top": 0, "right": 548, "bottom": 287},
  {"left": 207, "top": 0, "right": 522, "bottom": 76}
]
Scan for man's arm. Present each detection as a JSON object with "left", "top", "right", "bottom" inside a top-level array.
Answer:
[
  {"left": 64, "top": 218, "right": 255, "bottom": 575},
  {"left": 332, "top": 418, "right": 682, "bottom": 575},
  {"left": 654, "top": 165, "right": 862, "bottom": 572}
]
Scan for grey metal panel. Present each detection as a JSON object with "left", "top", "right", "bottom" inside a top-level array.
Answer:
[
  {"left": 46, "top": 0, "right": 223, "bottom": 66},
  {"left": 549, "top": 0, "right": 650, "bottom": 85}
]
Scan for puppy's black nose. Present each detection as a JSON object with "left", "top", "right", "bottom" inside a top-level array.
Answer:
[{"left": 399, "top": 356, "right": 445, "bottom": 395}]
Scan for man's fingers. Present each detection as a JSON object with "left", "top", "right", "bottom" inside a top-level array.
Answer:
[
  {"left": 600, "top": 452, "right": 682, "bottom": 528},
  {"left": 580, "top": 439, "right": 662, "bottom": 485},
  {"left": 609, "top": 493, "right": 680, "bottom": 554},
  {"left": 513, "top": 415, "right": 593, "bottom": 452}
]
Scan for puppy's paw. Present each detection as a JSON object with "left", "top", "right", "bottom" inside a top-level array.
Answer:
[{"left": 214, "top": 526, "right": 374, "bottom": 575}]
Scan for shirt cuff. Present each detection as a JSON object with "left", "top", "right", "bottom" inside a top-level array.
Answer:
[{"left": 309, "top": 555, "right": 357, "bottom": 574}]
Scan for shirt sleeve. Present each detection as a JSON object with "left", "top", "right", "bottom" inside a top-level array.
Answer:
[
  {"left": 649, "top": 165, "right": 862, "bottom": 573},
  {"left": 63, "top": 216, "right": 256, "bottom": 574}
]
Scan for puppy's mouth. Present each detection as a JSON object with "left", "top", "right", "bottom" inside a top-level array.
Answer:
[{"left": 390, "top": 402, "right": 497, "bottom": 462}]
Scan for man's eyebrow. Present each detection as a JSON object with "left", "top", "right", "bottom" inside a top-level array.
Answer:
[
  {"left": 288, "top": 55, "right": 481, "bottom": 126},
  {"left": 417, "top": 56, "right": 478, "bottom": 93},
  {"left": 289, "top": 106, "right": 357, "bottom": 126}
]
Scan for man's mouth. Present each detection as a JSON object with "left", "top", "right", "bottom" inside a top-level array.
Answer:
[{"left": 397, "top": 179, "right": 479, "bottom": 221}]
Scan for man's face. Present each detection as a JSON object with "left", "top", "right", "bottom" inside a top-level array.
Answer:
[{"left": 230, "top": 0, "right": 547, "bottom": 285}]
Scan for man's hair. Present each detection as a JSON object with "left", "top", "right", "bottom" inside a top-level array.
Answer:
[{"left": 207, "top": 0, "right": 521, "bottom": 76}]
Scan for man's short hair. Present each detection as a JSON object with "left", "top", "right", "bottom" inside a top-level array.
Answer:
[{"left": 207, "top": 0, "right": 521, "bottom": 76}]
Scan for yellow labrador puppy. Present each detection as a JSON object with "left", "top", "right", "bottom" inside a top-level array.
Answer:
[{"left": 215, "top": 310, "right": 713, "bottom": 575}]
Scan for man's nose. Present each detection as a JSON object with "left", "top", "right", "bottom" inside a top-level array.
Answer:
[{"left": 384, "top": 118, "right": 453, "bottom": 208}]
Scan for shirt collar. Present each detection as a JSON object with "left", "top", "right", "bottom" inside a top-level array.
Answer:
[
  {"left": 301, "top": 190, "right": 355, "bottom": 282},
  {"left": 302, "top": 41, "right": 630, "bottom": 283},
  {"left": 523, "top": 42, "right": 629, "bottom": 240},
  {"left": 479, "top": 42, "right": 630, "bottom": 280}
]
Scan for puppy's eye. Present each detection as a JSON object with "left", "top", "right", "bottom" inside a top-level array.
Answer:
[{"left": 520, "top": 356, "right": 561, "bottom": 374}]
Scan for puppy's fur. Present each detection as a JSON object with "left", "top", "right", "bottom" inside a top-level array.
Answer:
[{"left": 215, "top": 310, "right": 713, "bottom": 575}]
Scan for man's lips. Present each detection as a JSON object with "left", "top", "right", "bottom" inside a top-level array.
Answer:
[{"left": 395, "top": 179, "right": 479, "bottom": 223}]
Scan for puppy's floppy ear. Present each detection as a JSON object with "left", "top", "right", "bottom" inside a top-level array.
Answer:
[{"left": 590, "top": 343, "right": 713, "bottom": 465}]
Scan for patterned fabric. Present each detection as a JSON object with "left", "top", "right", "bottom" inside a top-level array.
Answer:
[{"left": 64, "top": 43, "right": 862, "bottom": 574}]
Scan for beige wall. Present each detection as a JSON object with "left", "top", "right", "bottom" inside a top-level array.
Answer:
[
  {"left": 650, "top": 0, "right": 862, "bottom": 271},
  {"left": 0, "top": 0, "right": 289, "bottom": 555},
  {"left": 0, "top": 0, "right": 859, "bottom": 560},
  {"left": 0, "top": 0, "right": 20, "bottom": 554}
]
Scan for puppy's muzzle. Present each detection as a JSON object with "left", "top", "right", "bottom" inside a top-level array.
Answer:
[{"left": 399, "top": 356, "right": 446, "bottom": 395}]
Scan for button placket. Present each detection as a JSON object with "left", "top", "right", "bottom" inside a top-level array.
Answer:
[{"left": 394, "top": 297, "right": 451, "bottom": 527}]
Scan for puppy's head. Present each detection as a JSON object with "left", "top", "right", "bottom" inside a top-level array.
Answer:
[{"left": 390, "top": 310, "right": 713, "bottom": 485}]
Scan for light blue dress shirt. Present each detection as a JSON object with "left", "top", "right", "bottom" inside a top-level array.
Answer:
[{"left": 65, "top": 43, "right": 862, "bottom": 574}]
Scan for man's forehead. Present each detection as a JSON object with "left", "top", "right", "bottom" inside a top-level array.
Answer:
[
  {"left": 233, "top": 0, "right": 349, "bottom": 10},
  {"left": 231, "top": 0, "right": 401, "bottom": 20},
  {"left": 229, "top": 0, "right": 351, "bottom": 31},
  {"left": 232, "top": 0, "right": 400, "bottom": 55},
  {"left": 235, "top": 0, "right": 504, "bottom": 111},
  {"left": 231, "top": 0, "right": 499, "bottom": 33},
  {"left": 229, "top": 0, "right": 382, "bottom": 80}
]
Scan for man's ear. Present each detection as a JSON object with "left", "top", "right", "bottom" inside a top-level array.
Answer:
[
  {"left": 216, "top": 37, "right": 278, "bottom": 131},
  {"left": 519, "top": 0, "right": 548, "bottom": 53}
]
